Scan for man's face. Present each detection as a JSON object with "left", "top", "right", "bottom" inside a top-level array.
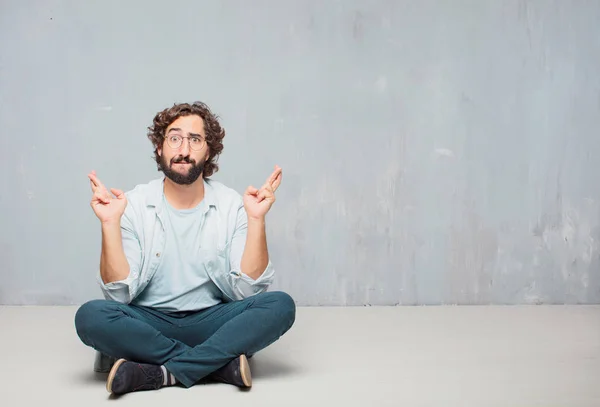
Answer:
[{"left": 158, "top": 115, "right": 209, "bottom": 185}]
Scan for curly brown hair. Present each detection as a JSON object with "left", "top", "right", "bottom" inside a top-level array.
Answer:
[{"left": 147, "top": 101, "right": 225, "bottom": 178}]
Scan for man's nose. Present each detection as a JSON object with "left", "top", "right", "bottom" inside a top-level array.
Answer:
[{"left": 179, "top": 138, "right": 191, "bottom": 155}]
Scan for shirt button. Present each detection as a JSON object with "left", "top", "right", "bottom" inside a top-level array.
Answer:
[{"left": 156, "top": 252, "right": 161, "bottom": 257}]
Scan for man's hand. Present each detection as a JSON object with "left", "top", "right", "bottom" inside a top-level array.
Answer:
[
  {"left": 88, "top": 170, "right": 127, "bottom": 224},
  {"left": 240, "top": 165, "right": 282, "bottom": 280},
  {"left": 243, "top": 165, "right": 282, "bottom": 220}
]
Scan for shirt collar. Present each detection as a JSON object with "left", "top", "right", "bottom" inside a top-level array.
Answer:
[{"left": 146, "top": 176, "right": 217, "bottom": 209}]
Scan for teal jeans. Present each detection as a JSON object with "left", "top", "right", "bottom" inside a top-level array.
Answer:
[{"left": 74, "top": 291, "right": 296, "bottom": 388}]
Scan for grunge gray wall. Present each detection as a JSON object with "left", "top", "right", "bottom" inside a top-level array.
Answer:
[{"left": 1, "top": 0, "right": 599, "bottom": 305}]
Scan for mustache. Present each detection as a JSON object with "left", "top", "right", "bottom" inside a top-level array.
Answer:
[{"left": 171, "top": 155, "right": 195, "bottom": 165}]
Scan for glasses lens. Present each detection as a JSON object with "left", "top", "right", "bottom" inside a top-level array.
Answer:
[
  {"left": 168, "top": 136, "right": 181, "bottom": 149},
  {"left": 190, "top": 138, "right": 203, "bottom": 150}
]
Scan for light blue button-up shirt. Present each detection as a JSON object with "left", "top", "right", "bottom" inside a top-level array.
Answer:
[{"left": 96, "top": 176, "right": 275, "bottom": 304}]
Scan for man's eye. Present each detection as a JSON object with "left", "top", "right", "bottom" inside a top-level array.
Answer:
[
  {"left": 170, "top": 136, "right": 181, "bottom": 142},
  {"left": 191, "top": 137, "right": 201, "bottom": 143}
]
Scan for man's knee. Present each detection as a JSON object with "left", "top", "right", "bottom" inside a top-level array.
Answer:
[
  {"left": 74, "top": 299, "right": 116, "bottom": 344},
  {"left": 260, "top": 291, "right": 296, "bottom": 331}
]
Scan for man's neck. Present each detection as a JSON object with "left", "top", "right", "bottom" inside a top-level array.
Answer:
[{"left": 163, "top": 177, "right": 205, "bottom": 210}]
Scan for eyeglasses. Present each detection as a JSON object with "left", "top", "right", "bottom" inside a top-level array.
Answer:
[{"left": 164, "top": 134, "right": 205, "bottom": 151}]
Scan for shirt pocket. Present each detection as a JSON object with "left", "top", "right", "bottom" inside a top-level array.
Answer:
[
  {"left": 196, "top": 247, "right": 220, "bottom": 273},
  {"left": 197, "top": 242, "right": 234, "bottom": 301}
]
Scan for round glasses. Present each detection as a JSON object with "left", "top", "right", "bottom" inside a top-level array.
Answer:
[{"left": 165, "top": 134, "right": 205, "bottom": 151}]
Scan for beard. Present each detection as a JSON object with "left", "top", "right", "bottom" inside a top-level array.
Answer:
[{"left": 159, "top": 154, "right": 205, "bottom": 185}]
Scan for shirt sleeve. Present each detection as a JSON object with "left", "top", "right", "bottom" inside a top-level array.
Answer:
[
  {"left": 96, "top": 208, "right": 143, "bottom": 304},
  {"left": 226, "top": 201, "right": 275, "bottom": 299}
]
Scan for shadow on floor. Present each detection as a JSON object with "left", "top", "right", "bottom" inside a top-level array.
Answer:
[
  {"left": 79, "top": 371, "right": 108, "bottom": 384},
  {"left": 249, "top": 355, "right": 301, "bottom": 379}
]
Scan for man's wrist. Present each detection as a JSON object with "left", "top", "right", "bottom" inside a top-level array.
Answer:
[
  {"left": 101, "top": 219, "right": 121, "bottom": 229},
  {"left": 247, "top": 216, "right": 266, "bottom": 226}
]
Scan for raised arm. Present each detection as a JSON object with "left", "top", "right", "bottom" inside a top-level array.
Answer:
[
  {"left": 88, "top": 171, "right": 130, "bottom": 284},
  {"left": 240, "top": 165, "right": 282, "bottom": 280}
]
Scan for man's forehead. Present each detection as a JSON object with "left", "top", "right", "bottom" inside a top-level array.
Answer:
[{"left": 167, "top": 116, "right": 205, "bottom": 133}]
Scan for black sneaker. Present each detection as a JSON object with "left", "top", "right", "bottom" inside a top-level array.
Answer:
[
  {"left": 208, "top": 355, "right": 252, "bottom": 388},
  {"left": 106, "top": 359, "right": 164, "bottom": 394}
]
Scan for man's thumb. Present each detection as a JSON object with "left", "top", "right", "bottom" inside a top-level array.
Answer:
[
  {"left": 111, "top": 188, "right": 125, "bottom": 198},
  {"left": 245, "top": 185, "right": 259, "bottom": 195}
]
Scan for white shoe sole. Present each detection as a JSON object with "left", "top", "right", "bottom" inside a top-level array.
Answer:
[
  {"left": 239, "top": 354, "right": 252, "bottom": 387},
  {"left": 106, "top": 358, "right": 127, "bottom": 393}
]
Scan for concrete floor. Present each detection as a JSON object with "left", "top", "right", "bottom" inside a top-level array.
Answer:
[{"left": 1, "top": 305, "right": 599, "bottom": 406}]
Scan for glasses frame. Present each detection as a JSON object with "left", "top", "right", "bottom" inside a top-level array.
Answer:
[{"left": 164, "top": 134, "right": 206, "bottom": 151}]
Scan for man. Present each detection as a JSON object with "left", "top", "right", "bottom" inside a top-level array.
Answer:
[{"left": 75, "top": 101, "right": 296, "bottom": 395}]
